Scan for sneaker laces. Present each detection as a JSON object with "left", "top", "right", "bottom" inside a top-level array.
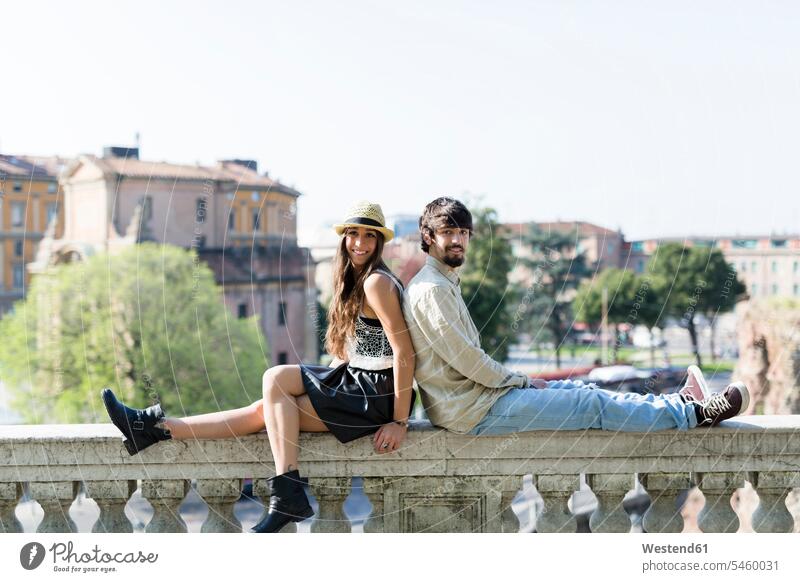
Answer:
[{"left": 700, "top": 392, "right": 731, "bottom": 417}]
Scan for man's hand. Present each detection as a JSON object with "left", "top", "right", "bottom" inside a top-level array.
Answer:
[
  {"left": 529, "top": 378, "right": 548, "bottom": 389},
  {"left": 373, "top": 422, "right": 407, "bottom": 454}
]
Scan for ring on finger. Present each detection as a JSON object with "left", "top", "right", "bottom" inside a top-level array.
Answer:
[{"left": 382, "top": 443, "right": 389, "bottom": 449}]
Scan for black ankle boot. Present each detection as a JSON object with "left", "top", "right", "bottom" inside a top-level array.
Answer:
[
  {"left": 251, "top": 470, "right": 314, "bottom": 533},
  {"left": 101, "top": 388, "right": 172, "bottom": 456}
]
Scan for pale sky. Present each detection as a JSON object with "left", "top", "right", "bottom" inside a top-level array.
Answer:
[{"left": 2, "top": 0, "right": 799, "bottom": 240}]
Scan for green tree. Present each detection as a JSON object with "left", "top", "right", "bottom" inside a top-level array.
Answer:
[
  {"left": 647, "top": 243, "right": 745, "bottom": 367},
  {"left": 0, "top": 243, "right": 267, "bottom": 424},
  {"left": 460, "top": 206, "right": 517, "bottom": 363},
  {"left": 518, "top": 225, "right": 590, "bottom": 368},
  {"left": 575, "top": 268, "right": 664, "bottom": 365},
  {"left": 576, "top": 268, "right": 634, "bottom": 362}
]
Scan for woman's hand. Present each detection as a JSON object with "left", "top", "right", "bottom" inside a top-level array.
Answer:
[{"left": 373, "top": 422, "right": 407, "bottom": 454}]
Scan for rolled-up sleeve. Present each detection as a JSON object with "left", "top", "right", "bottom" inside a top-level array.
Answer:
[{"left": 412, "top": 286, "right": 527, "bottom": 389}]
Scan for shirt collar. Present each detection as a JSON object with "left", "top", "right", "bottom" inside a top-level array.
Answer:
[{"left": 426, "top": 255, "right": 461, "bottom": 287}]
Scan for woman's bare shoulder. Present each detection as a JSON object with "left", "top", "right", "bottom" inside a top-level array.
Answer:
[{"left": 364, "top": 271, "right": 395, "bottom": 292}]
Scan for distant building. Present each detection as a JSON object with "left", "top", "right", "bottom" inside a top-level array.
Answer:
[
  {"left": 385, "top": 214, "right": 420, "bottom": 240},
  {"left": 301, "top": 226, "right": 340, "bottom": 306},
  {"left": 501, "top": 220, "right": 626, "bottom": 286},
  {"left": 627, "top": 235, "right": 800, "bottom": 298},
  {"left": 382, "top": 234, "right": 426, "bottom": 286},
  {"left": 0, "top": 154, "right": 67, "bottom": 314},
  {"left": 26, "top": 146, "right": 317, "bottom": 364}
]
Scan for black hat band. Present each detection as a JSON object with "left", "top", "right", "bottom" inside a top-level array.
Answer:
[{"left": 344, "top": 216, "right": 385, "bottom": 229}]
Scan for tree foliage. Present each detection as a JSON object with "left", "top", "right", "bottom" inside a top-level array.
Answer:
[
  {"left": 460, "top": 206, "right": 517, "bottom": 363},
  {"left": 0, "top": 244, "right": 267, "bottom": 423},
  {"left": 646, "top": 243, "right": 745, "bottom": 366},
  {"left": 516, "top": 225, "right": 590, "bottom": 367},
  {"left": 575, "top": 267, "right": 662, "bottom": 362}
]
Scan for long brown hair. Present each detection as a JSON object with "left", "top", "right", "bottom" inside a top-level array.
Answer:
[{"left": 325, "top": 229, "right": 391, "bottom": 359}]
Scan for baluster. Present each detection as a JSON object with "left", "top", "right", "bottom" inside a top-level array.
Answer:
[
  {"left": 30, "top": 481, "right": 79, "bottom": 533},
  {"left": 731, "top": 480, "right": 758, "bottom": 533},
  {"left": 535, "top": 474, "right": 578, "bottom": 533},
  {"left": 641, "top": 473, "right": 691, "bottom": 533},
  {"left": 499, "top": 490, "right": 521, "bottom": 533},
  {"left": 309, "top": 477, "right": 351, "bottom": 533},
  {"left": 85, "top": 480, "right": 136, "bottom": 533},
  {"left": 0, "top": 482, "right": 23, "bottom": 533},
  {"left": 362, "top": 477, "right": 385, "bottom": 533},
  {"left": 477, "top": 474, "right": 524, "bottom": 533},
  {"left": 695, "top": 472, "right": 742, "bottom": 532},
  {"left": 197, "top": 478, "right": 243, "bottom": 533},
  {"left": 588, "top": 474, "right": 633, "bottom": 533},
  {"left": 751, "top": 471, "right": 798, "bottom": 533},
  {"left": 788, "top": 489, "right": 800, "bottom": 533},
  {"left": 141, "top": 479, "right": 188, "bottom": 533}
]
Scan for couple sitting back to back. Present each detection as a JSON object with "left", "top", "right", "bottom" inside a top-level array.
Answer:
[{"left": 103, "top": 197, "right": 750, "bottom": 532}]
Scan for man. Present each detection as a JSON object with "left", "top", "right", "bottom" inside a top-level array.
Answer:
[{"left": 402, "top": 197, "right": 749, "bottom": 436}]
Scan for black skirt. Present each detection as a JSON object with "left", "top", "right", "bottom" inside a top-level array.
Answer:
[{"left": 300, "top": 362, "right": 415, "bottom": 443}]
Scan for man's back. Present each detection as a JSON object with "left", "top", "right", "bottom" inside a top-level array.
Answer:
[{"left": 403, "top": 255, "right": 528, "bottom": 433}]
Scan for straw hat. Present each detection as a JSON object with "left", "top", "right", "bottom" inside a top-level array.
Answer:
[{"left": 333, "top": 201, "right": 394, "bottom": 242}]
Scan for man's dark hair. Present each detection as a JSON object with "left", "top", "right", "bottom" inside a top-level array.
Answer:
[{"left": 418, "top": 197, "right": 474, "bottom": 253}]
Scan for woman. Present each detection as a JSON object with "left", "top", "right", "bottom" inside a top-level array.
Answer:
[{"left": 101, "top": 201, "right": 416, "bottom": 533}]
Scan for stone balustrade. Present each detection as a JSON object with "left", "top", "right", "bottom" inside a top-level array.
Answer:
[{"left": 2, "top": 416, "right": 800, "bottom": 533}]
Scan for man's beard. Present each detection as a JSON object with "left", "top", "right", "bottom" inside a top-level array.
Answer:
[{"left": 442, "top": 247, "right": 465, "bottom": 267}]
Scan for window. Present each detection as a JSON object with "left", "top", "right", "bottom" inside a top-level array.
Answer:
[
  {"left": 11, "top": 202, "right": 25, "bottom": 227},
  {"left": 794, "top": 261, "right": 798, "bottom": 274},
  {"left": 228, "top": 211, "right": 235, "bottom": 231},
  {"left": 733, "top": 239, "right": 757, "bottom": 249},
  {"left": 635, "top": 260, "right": 644, "bottom": 273},
  {"left": 253, "top": 209, "right": 261, "bottom": 231},
  {"left": 46, "top": 203, "right": 58, "bottom": 226},
  {"left": 631, "top": 241, "right": 644, "bottom": 253},
  {"left": 751, "top": 261, "right": 757, "bottom": 273},
  {"left": 794, "top": 284, "right": 799, "bottom": 296},
  {"left": 772, "top": 239, "right": 787, "bottom": 248},
  {"left": 278, "top": 302, "right": 287, "bottom": 326},
  {"left": 251, "top": 191, "right": 260, "bottom": 202},
  {"left": 238, "top": 303, "right": 248, "bottom": 319},
  {"left": 751, "top": 283, "right": 758, "bottom": 296},
  {"left": 196, "top": 198, "right": 207, "bottom": 223},
  {"left": 278, "top": 352, "right": 288, "bottom": 365},
  {"left": 47, "top": 182, "right": 57, "bottom": 194},
  {"left": 139, "top": 196, "right": 153, "bottom": 220},
  {"left": 14, "top": 240, "right": 23, "bottom": 257},
  {"left": 772, "top": 284, "right": 779, "bottom": 295},
  {"left": 13, "top": 181, "right": 22, "bottom": 192},
  {"left": 740, "top": 262, "right": 746, "bottom": 273},
  {"left": 12, "top": 264, "right": 24, "bottom": 288},
  {"left": 772, "top": 261, "right": 778, "bottom": 273}
]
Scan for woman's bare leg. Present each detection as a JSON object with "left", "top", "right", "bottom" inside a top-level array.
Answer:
[
  {"left": 160, "top": 399, "right": 267, "bottom": 440},
  {"left": 262, "top": 365, "right": 328, "bottom": 474},
  {"left": 154, "top": 365, "right": 327, "bottom": 473}
]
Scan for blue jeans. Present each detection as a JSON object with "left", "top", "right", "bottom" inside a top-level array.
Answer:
[{"left": 468, "top": 380, "right": 697, "bottom": 436}]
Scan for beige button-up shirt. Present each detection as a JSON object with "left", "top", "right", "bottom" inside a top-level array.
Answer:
[{"left": 403, "top": 255, "right": 529, "bottom": 433}]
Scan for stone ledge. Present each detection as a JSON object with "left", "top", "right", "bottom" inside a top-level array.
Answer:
[{"left": 2, "top": 415, "right": 799, "bottom": 481}]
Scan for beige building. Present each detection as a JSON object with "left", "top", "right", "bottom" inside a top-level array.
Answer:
[
  {"left": 0, "top": 154, "right": 67, "bottom": 315},
  {"left": 628, "top": 235, "right": 800, "bottom": 298},
  {"left": 29, "top": 147, "right": 317, "bottom": 365}
]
